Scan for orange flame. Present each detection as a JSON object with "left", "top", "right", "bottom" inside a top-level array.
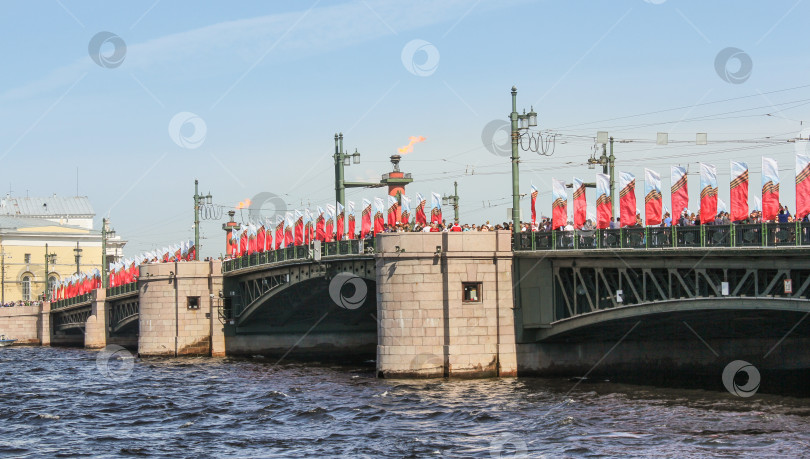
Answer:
[
  {"left": 236, "top": 198, "right": 252, "bottom": 209},
  {"left": 397, "top": 135, "right": 426, "bottom": 154}
]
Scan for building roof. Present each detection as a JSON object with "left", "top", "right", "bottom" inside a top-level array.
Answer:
[
  {"left": 0, "top": 215, "right": 87, "bottom": 232},
  {"left": 0, "top": 196, "right": 94, "bottom": 218}
]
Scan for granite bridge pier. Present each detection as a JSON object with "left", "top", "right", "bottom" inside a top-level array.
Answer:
[{"left": 4, "top": 225, "right": 810, "bottom": 381}]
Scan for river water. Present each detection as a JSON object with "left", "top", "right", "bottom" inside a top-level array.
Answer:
[{"left": 1, "top": 346, "right": 809, "bottom": 458}]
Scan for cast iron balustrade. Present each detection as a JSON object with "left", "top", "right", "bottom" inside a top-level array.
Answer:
[
  {"left": 51, "top": 293, "right": 92, "bottom": 310},
  {"left": 222, "top": 238, "right": 376, "bottom": 273},
  {"left": 516, "top": 222, "right": 810, "bottom": 251}
]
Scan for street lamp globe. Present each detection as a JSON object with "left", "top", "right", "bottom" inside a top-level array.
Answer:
[
  {"left": 528, "top": 107, "right": 537, "bottom": 127},
  {"left": 343, "top": 156, "right": 351, "bottom": 166},
  {"left": 352, "top": 150, "right": 360, "bottom": 164}
]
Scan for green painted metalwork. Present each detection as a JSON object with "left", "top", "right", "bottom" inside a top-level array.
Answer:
[
  {"left": 222, "top": 238, "right": 375, "bottom": 274},
  {"left": 516, "top": 223, "right": 810, "bottom": 251}
]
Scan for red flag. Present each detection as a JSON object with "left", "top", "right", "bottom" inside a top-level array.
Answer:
[
  {"left": 644, "top": 169, "right": 662, "bottom": 226},
  {"left": 572, "top": 178, "right": 586, "bottom": 229},
  {"left": 284, "top": 213, "right": 294, "bottom": 247},
  {"left": 596, "top": 173, "right": 611, "bottom": 229},
  {"left": 619, "top": 172, "right": 636, "bottom": 227},
  {"left": 730, "top": 161, "right": 749, "bottom": 222},
  {"left": 274, "top": 217, "right": 284, "bottom": 250},
  {"left": 347, "top": 201, "right": 356, "bottom": 240},
  {"left": 700, "top": 163, "right": 718, "bottom": 224},
  {"left": 415, "top": 193, "right": 427, "bottom": 225},
  {"left": 361, "top": 199, "right": 372, "bottom": 238},
  {"left": 430, "top": 192, "right": 442, "bottom": 224},
  {"left": 335, "top": 203, "right": 345, "bottom": 241},
  {"left": 797, "top": 154, "right": 810, "bottom": 220},
  {"left": 373, "top": 197, "right": 385, "bottom": 235},
  {"left": 762, "top": 157, "right": 780, "bottom": 221},
  {"left": 304, "top": 210, "right": 313, "bottom": 245},
  {"left": 248, "top": 227, "right": 257, "bottom": 254},
  {"left": 671, "top": 166, "right": 688, "bottom": 217},
  {"left": 387, "top": 195, "right": 398, "bottom": 227},
  {"left": 294, "top": 211, "right": 304, "bottom": 246},
  {"left": 551, "top": 179, "right": 567, "bottom": 230},
  {"left": 256, "top": 225, "right": 265, "bottom": 253},
  {"left": 316, "top": 207, "right": 325, "bottom": 241},
  {"left": 530, "top": 185, "right": 538, "bottom": 227},
  {"left": 325, "top": 205, "right": 335, "bottom": 242},
  {"left": 239, "top": 231, "right": 248, "bottom": 256}
]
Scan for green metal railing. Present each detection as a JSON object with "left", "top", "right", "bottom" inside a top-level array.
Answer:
[
  {"left": 50, "top": 293, "right": 92, "bottom": 310},
  {"left": 222, "top": 238, "right": 377, "bottom": 273},
  {"left": 517, "top": 222, "right": 810, "bottom": 251},
  {"left": 106, "top": 281, "right": 138, "bottom": 298}
]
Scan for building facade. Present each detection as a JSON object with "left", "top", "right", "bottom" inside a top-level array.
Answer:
[{"left": 0, "top": 196, "right": 124, "bottom": 304}]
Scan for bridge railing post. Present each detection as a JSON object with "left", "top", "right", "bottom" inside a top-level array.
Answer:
[
  {"left": 796, "top": 220, "right": 801, "bottom": 247},
  {"left": 700, "top": 224, "right": 705, "bottom": 247},
  {"left": 762, "top": 222, "right": 767, "bottom": 247},
  {"left": 620, "top": 227, "right": 623, "bottom": 249},
  {"left": 730, "top": 223, "right": 735, "bottom": 247}
]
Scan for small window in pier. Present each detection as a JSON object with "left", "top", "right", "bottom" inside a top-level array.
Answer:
[
  {"left": 463, "top": 282, "right": 482, "bottom": 303},
  {"left": 187, "top": 296, "right": 200, "bottom": 310}
]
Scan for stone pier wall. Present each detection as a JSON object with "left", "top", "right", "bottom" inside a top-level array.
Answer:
[
  {"left": 375, "top": 231, "right": 517, "bottom": 378},
  {"left": 0, "top": 306, "right": 41, "bottom": 344},
  {"left": 138, "top": 261, "right": 222, "bottom": 357}
]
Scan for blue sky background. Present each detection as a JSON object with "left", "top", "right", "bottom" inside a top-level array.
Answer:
[{"left": 1, "top": 0, "right": 808, "bottom": 257}]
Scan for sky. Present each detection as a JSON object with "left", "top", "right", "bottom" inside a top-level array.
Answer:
[{"left": 1, "top": 0, "right": 809, "bottom": 257}]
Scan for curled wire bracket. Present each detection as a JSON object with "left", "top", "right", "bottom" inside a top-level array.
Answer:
[
  {"left": 518, "top": 130, "right": 557, "bottom": 156},
  {"left": 200, "top": 204, "right": 224, "bottom": 221}
]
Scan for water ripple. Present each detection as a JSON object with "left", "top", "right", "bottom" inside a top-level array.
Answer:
[{"left": 0, "top": 346, "right": 808, "bottom": 457}]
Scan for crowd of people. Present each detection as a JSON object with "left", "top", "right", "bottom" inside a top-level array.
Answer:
[
  {"left": 1, "top": 300, "right": 41, "bottom": 308},
  {"left": 528, "top": 204, "right": 806, "bottom": 232}
]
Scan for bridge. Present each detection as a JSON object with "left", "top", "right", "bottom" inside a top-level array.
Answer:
[
  {"left": 513, "top": 223, "right": 810, "bottom": 382},
  {"left": 219, "top": 239, "right": 377, "bottom": 358},
  {"left": 10, "top": 223, "right": 810, "bottom": 382}
]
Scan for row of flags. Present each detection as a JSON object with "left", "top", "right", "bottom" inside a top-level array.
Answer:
[
  {"left": 226, "top": 192, "right": 445, "bottom": 257},
  {"left": 531, "top": 155, "right": 810, "bottom": 230},
  {"left": 51, "top": 270, "right": 101, "bottom": 302},
  {"left": 108, "top": 240, "right": 197, "bottom": 288},
  {"left": 51, "top": 240, "right": 197, "bottom": 301}
]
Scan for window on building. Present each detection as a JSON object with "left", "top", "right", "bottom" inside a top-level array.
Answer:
[
  {"left": 47, "top": 275, "right": 57, "bottom": 293},
  {"left": 462, "top": 282, "right": 482, "bottom": 303},
  {"left": 24, "top": 253, "right": 30, "bottom": 264},
  {"left": 187, "top": 296, "right": 200, "bottom": 310},
  {"left": 22, "top": 275, "right": 31, "bottom": 301}
]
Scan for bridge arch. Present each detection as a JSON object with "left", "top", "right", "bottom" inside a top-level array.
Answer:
[{"left": 535, "top": 296, "right": 810, "bottom": 342}]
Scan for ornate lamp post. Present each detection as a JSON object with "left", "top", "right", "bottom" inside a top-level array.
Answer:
[
  {"left": 333, "top": 133, "right": 383, "bottom": 235},
  {"left": 44, "top": 244, "right": 56, "bottom": 300},
  {"left": 442, "top": 181, "right": 460, "bottom": 223},
  {"left": 510, "top": 87, "right": 538, "bottom": 245},
  {"left": 589, "top": 132, "right": 616, "bottom": 217},
  {"left": 193, "top": 179, "right": 213, "bottom": 261},
  {"left": 101, "top": 219, "right": 116, "bottom": 288}
]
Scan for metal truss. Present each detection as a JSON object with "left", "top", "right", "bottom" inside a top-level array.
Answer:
[
  {"left": 224, "top": 257, "right": 375, "bottom": 326},
  {"left": 108, "top": 299, "right": 139, "bottom": 334},
  {"left": 551, "top": 260, "right": 810, "bottom": 321},
  {"left": 53, "top": 307, "right": 91, "bottom": 331}
]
